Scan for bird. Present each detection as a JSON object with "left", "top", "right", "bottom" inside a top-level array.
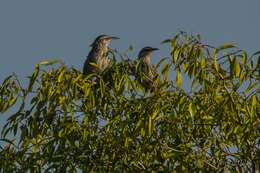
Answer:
[
  {"left": 136, "top": 47, "right": 159, "bottom": 91},
  {"left": 83, "top": 35, "right": 119, "bottom": 75}
]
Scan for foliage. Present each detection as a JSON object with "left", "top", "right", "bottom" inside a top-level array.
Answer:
[{"left": 0, "top": 33, "right": 259, "bottom": 172}]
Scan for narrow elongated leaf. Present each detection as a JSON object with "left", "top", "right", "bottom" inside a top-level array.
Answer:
[
  {"left": 176, "top": 70, "right": 182, "bottom": 87},
  {"left": 214, "top": 55, "right": 219, "bottom": 72},
  {"left": 251, "top": 50, "right": 260, "bottom": 57},
  {"left": 235, "top": 62, "right": 241, "bottom": 77},
  {"left": 252, "top": 95, "right": 257, "bottom": 108},
  {"left": 173, "top": 49, "right": 181, "bottom": 63},
  {"left": 242, "top": 52, "right": 247, "bottom": 64},
  {"left": 58, "top": 70, "right": 65, "bottom": 83},
  {"left": 162, "top": 64, "right": 170, "bottom": 80},
  {"left": 217, "top": 44, "right": 236, "bottom": 52},
  {"left": 201, "top": 58, "right": 206, "bottom": 69},
  {"left": 189, "top": 103, "right": 195, "bottom": 118},
  {"left": 156, "top": 57, "right": 169, "bottom": 69},
  {"left": 100, "top": 79, "right": 105, "bottom": 97},
  {"left": 39, "top": 59, "right": 60, "bottom": 65},
  {"left": 27, "top": 64, "right": 40, "bottom": 93},
  {"left": 148, "top": 116, "right": 152, "bottom": 136}
]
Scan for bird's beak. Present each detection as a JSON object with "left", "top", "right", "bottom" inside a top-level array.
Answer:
[
  {"left": 151, "top": 48, "right": 159, "bottom": 51},
  {"left": 108, "top": 36, "right": 120, "bottom": 40}
]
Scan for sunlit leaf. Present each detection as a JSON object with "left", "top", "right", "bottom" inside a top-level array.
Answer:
[
  {"left": 216, "top": 43, "right": 236, "bottom": 53},
  {"left": 39, "top": 59, "right": 60, "bottom": 65},
  {"left": 161, "top": 63, "right": 170, "bottom": 81},
  {"left": 58, "top": 70, "right": 65, "bottom": 83},
  {"left": 160, "top": 39, "right": 171, "bottom": 44},
  {"left": 27, "top": 64, "right": 40, "bottom": 93},
  {"left": 242, "top": 52, "right": 247, "bottom": 64},
  {"left": 176, "top": 69, "right": 182, "bottom": 87},
  {"left": 214, "top": 55, "right": 219, "bottom": 72},
  {"left": 148, "top": 115, "right": 153, "bottom": 136},
  {"left": 201, "top": 58, "right": 206, "bottom": 69},
  {"left": 234, "top": 62, "right": 241, "bottom": 77},
  {"left": 189, "top": 103, "right": 195, "bottom": 118},
  {"left": 100, "top": 79, "right": 105, "bottom": 97},
  {"left": 252, "top": 95, "right": 257, "bottom": 109},
  {"left": 173, "top": 48, "right": 181, "bottom": 63}
]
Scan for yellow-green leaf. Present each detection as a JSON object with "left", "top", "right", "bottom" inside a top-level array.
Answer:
[
  {"left": 242, "top": 52, "right": 247, "bottom": 64},
  {"left": 162, "top": 64, "right": 170, "bottom": 80},
  {"left": 214, "top": 55, "right": 219, "bottom": 72},
  {"left": 27, "top": 64, "right": 40, "bottom": 93},
  {"left": 58, "top": 70, "right": 65, "bottom": 83},
  {"left": 39, "top": 59, "right": 60, "bottom": 66},
  {"left": 235, "top": 62, "right": 241, "bottom": 77},
  {"left": 100, "top": 79, "right": 105, "bottom": 97},
  {"left": 173, "top": 49, "right": 180, "bottom": 63},
  {"left": 217, "top": 43, "right": 236, "bottom": 53},
  {"left": 189, "top": 103, "right": 195, "bottom": 118},
  {"left": 252, "top": 95, "right": 257, "bottom": 109},
  {"left": 201, "top": 58, "right": 206, "bottom": 69},
  {"left": 182, "top": 63, "right": 186, "bottom": 72},
  {"left": 148, "top": 116, "right": 152, "bottom": 136},
  {"left": 176, "top": 70, "right": 182, "bottom": 87},
  {"left": 250, "top": 95, "right": 258, "bottom": 117}
]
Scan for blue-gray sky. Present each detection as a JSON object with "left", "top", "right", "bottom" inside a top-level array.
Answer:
[{"left": 0, "top": 0, "right": 259, "bottom": 82}]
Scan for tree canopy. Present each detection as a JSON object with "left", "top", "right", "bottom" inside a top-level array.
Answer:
[{"left": 0, "top": 33, "right": 259, "bottom": 172}]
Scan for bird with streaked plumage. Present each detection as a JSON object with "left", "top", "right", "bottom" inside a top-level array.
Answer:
[
  {"left": 136, "top": 47, "right": 159, "bottom": 91},
  {"left": 83, "top": 35, "right": 119, "bottom": 75}
]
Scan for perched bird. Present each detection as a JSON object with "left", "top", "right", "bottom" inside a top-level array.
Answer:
[
  {"left": 83, "top": 35, "right": 119, "bottom": 75},
  {"left": 136, "top": 47, "right": 159, "bottom": 91}
]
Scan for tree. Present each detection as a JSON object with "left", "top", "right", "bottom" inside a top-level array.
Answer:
[{"left": 0, "top": 33, "right": 259, "bottom": 172}]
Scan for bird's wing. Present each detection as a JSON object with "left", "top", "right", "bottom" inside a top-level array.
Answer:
[
  {"left": 83, "top": 56, "right": 91, "bottom": 75},
  {"left": 147, "top": 64, "right": 158, "bottom": 80},
  {"left": 83, "top": 54, "right": 98, "bottom": 75}
]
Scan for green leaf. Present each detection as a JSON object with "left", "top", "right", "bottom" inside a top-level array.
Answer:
[
  {"left": 216, "top": 43, "right": 236, "bottom": 53},
  {"left": 39, "top": 59, "right": 60, "bottom": 66},
  {"left": 160, "top": 39, "right": 171, "bottom": 44},
  {"left": 148, "top": 116, "right": 153, "bottom": 136},
  {"left": 117, "top": 75, "right": 126, "bottom": 95},
  {"left": 100, "top": 79, "right": 105, "bottom": 97},
  {"left": 189, "top": 103, "right": 195, "bottom": 118},
  {"left": 242, "top": 52, "right": 247, "bottom": 64},
  {"left": 187, "top": 46, "right": 195, "bottom": 60},
  {"left": 8, "top": 97, "right": 17, "bottom": 107},
  {"left": 182, "top": 63, "right": 187, "bottom": 72},
  {"left": 214, "top": 55, "right": 219, "bottom": 72},
  {"left": 1, "top": 75, "right": 13, "bottom": 86},
  {"left": 235, "top": 62, "right": 241, "bottom": 77},
  {"left": 0, "top": 138, "right": 16, "bottom": 147},
  {"left": 245, "top": 82, "right": 257, "bottom": 94},
  {"left": 252, "top": 95, "right": 257, "bottom": 109},
  {"left": 173, "top": 48, "right": 181, "bottom": 63},
  {"left": 250, "top": 95, "right": 258, "bottom": 117},
  {"left": 27, "top": 64, "right": 40, "bottom": 93},
  {"left": 251, "top": 50, "right": 260, "bottom": 57},
  {"left": 128, "top": 45, "right": 134, "bottom": 52},
  {"left": 89, "top": 62, "right": 99, "bottom": 69},
  {"left": 156, "top": 57, "right": 168, "bottom": 69},
  {"left": 161, "top": 64, "right": 170, "bottom": 80},
  {"left": 58, "top": 70, "right": 65, "bottom": 83},
  {"left": 176, "top": 70, "right": 182, "bottom": 87},
  {"left": 201, "top": 58, "right": 206, "bottom": 69}
]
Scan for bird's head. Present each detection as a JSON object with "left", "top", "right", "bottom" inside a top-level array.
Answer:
[
  {"left": 90, "top": 35, "right": 119, "bottom": 47},
  {"left": 138, "top": 47, "right": 159, "bottom": 59}
]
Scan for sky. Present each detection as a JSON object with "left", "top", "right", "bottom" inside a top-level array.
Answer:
[{"left": 0, "top": 0, "right": 259, "bottom": 83}]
